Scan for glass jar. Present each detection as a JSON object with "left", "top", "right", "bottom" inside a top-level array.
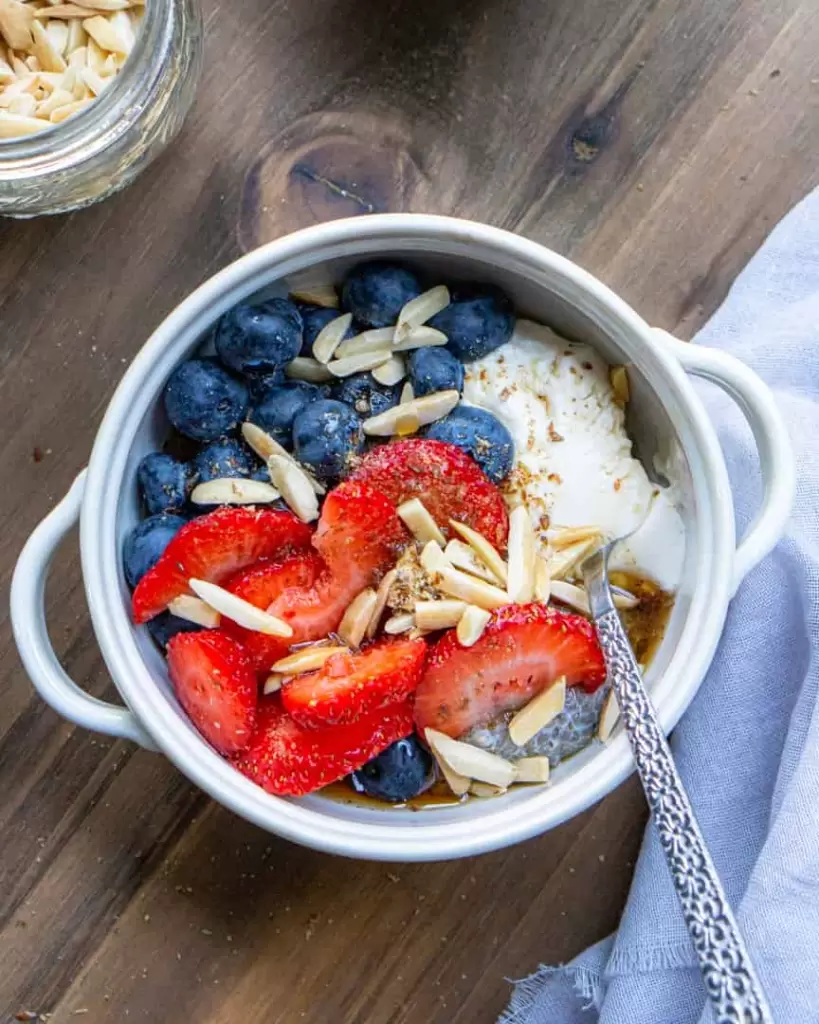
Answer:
[{"left": 0, "top": 0, "right": 202, "bottom": 217}]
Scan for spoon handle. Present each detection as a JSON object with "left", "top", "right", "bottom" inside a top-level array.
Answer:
[{"left": 584, "top": 561, "right": 773, "bottom": 1022}]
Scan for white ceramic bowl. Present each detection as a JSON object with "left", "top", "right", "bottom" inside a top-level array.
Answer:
[{"left": 11, "top": 215, "right": 794, "bottom": 861}]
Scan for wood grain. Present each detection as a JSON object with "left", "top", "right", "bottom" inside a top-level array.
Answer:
[{"left": 1, "top": 0, "right": 817, "bottom": 1020}]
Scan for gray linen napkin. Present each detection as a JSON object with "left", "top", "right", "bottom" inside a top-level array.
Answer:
[{"left": 501, "top": 187, "right": 819, "bottom": 1024}]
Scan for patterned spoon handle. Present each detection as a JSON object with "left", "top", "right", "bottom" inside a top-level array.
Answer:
[{"left": 583, "top": 552, "right": 774, "bottom": 1024}]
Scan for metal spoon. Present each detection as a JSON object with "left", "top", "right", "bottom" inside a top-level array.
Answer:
[{"left": 582, "top": 540, "right": 774, "bottom": 1024}]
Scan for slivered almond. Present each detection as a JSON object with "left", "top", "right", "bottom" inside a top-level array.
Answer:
[
  {"left": 408, "top": 626, "right": 431, "bottom": 640},
  {"left": 8, "top": 91, "right": 34, "bottom": 114},
  {"left": 513, "top": 756, "right": 551, "bottom": 783},
  {"left": 327, "top": 350, "right": 393, "bottom": 378},
  {"left": 65, "top": 17, "right": 85, "bottom": 49},
  {"left": 0, "top": 60, "right": 13, "bottom": 85},
  {"left": 546, "top": 537, "right": 598, "bottom": 580},
  {"left": 262, "top": 674, "right": 286, "bottom": 695},
  {"left": 311, "top": 312, "right": 353, "bottom": 364},
  {"left": 73, "top": 0, "right": 130, "bottom": 9},
  {"left": 398, "top": 498, "right": 446, "bottom": 546},
  {"left": 534, "top": 556, "right": 551, "bottom": 603},
  {"left": 85, "top": 34, "right": 105, "bottom": 71},
  {"left": 456, "top": 605, "right": 491, "bottom": 646},
  {"left": 449, "top": 520, "right": 507, "bottom": 583},
  {"left": 190, "top": 478, "right": 280, "bottom": 506},
  {"left": 49, "top": 96, "right": 90, "bottom": 120},
  {"left": 271, "top": 646, "right": 348, "bottom": 675},
  {"left": 188, "top": 579, "right": 293, "bottom": 637},
  {"left": 414, "top": 600, "right": 467, "bottom": 631},
  {"left": 82, "top": 14, "right": 129, "bottom": 53},
  {"left": 241, "top": 422, "right": 325, "bottom": 495},
  {"left": 267, "top": 454, "right": 319, "bottom": 523},
  {"left": 366, "top": 569, "right": 396, "bottom": 639},
  {"left": 0, "top": 111, "right": 46, "bottom": 135},
  {"left": 546, "top": 525, "right": 601, "bottom": 549},
  {"left": 334, "top": 327, "right": 395, "bottom": 360},
  {"left": 436, "top": 567, "right": 509, "bottom": 611},
  {"left": 67, "top": 43, "right": 87, "bottom": 66},
  {"left": 288, "top": 281, "right": 339, "bottom": 309},
  {"left": 106, "top": 7, "right": 134, "bottom": 49},
  {"left": 35, "top": 5, "right": 106, "bottom": 18},
  {"left": 610, "top": 584, "right": 639, "bottom": 609},
  {"left": 167, "top": 595, "right": 221, "bottom": 628},
  {"left": 384, "top": 612, "right": 414, "bottom": 635},
  {"left": 432, "top": 751, "right": 470, "bottom": 797},
  {"left": 610, "top": 365, "right": 630, "bottom": 405},
  {"left": 31, "top": 19, "right": 65, "bottom": 71},
  {"left": 424, "top": 729, "right": 516, "bottom": 789},
  {"left": 79, "top": 65, "right": 106, "bottom": 93},
  {"left": 395, "top": 285, "right": 449, "bottom": 341},
  {"left": 392, "top": 326, "right": 449, "bottom": 353},
  {"left": 470, "top": 781, "right": 506, "bottom": 798},
  {"left": 507, "top": 505, "right": 536, "bottom": 603},
  {"left": 45, "top": 19, "right": 69, "bottom": 54},
  {"left": 419, "top": 540, "right": 449, "bottom": 574},
  {"left": 550, "top": 578, "right": 637, "bottom": 613},
  {"left": 35, "top": 84, "right": 71, "bottom": 114},
  {"left": 597, "top": 690, "right": 620, "bottom": 742},
  {"left": 393, "top": 410, "right": 420, "bottom": 437},
  {"left": 444, "top": 539, "right": 502, "bottom": 584},
  {"left": 363, "top": 389, "right": 459, "bottom": 437},
  {"left": 338, "top": 588, "right": 378, "bottom": 648},
  {"left": 285, "top": 357, "right": 334, "bottom": 383},
  {"left": 508, "top": 677, "right": 566, "bottom": 746},
  {"left": 399, "top": 381, "right": 414, "bottom": 404},
  {"left": 371, "top": 354, "right": 406, "bottom": 386},
  {"left": 0, "top": 0, "right": 34, "bottom": 51}
]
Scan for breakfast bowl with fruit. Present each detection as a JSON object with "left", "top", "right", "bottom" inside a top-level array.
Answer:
[{"left": 11, "top": 215, "right": 792, "bottom": 860}]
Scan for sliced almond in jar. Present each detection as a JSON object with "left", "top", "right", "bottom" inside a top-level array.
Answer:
[
  {"left": 363, "top": 389, "right": 459, "bottom": 437},
  {"left": 448, "top": 520, "right": 507, "bottom": 584},
  {"left": 337, "top": 588, "right": 378, "bottom": 648},
  {"left": 456, "top": 605, "right": 491, "bottom": 647},
  {"left": 267, "top": 454, "right": 319, "bottom": 523},
  {"left": 0, "top": 111, "right": 47, "bottom": 136},
  {"left": 271, "top": 645, "right": 348, "bottom": 675},
  {"left": 167, "top": 594, "right": 221, "bottom": 629},
  {"left": 8, "top": 91, "right": 35, "bottom": 115},
  {"left": 610, "top": 365, "right": 630, "bottom": 405},
  {"left": 392, "top": 325, "right": 449, "bottom": 353},
  {"left": 326, "top": 350, "right": 393, "bottom": 378},
  {"left": 0, "top": 0, "right": 34, "bottom": 51},
  {"left": 365, "top": 569, "right": 397, "bottom": 640},
  {"left": 399, "top": 381, "right": 414, "bottom": 404},
  {"left": 371, "top": 354, "right": 406, "bottom": 386},
  {"left": 397, "top": 498, "right": 446, "bottom": 546},
  {"left": 384, "top": 612, "right": 415, "bottom": 635},
  {"left": 534, "top": 556, "right": 551, "bottom": 603},
  {"left": 72, "top": 0, "right": 131, "bottom": 9},
  {"left": 31, "top": 19, "right": 66, "bottom": 71},
  {"left": 424, "top": 728, "right": 517, "bottom": 789},
  {"left": 414, "top": 599, "right": 467, "bottom": 631},
  {"left": 506, "top": 505, "right": 536, "bottom": 603},
  {"left": 597, "top": 690, "right": 620, "bottom": 742},
  {"left": 311, "top": 311, "right": 353, "bottom": 364},
  {"left": 394, "top": 285, "right": 450, "bottom": 341},
  {"left": 82, "top": 13, "right": 129, "bottom": 53},
  {"left": 513, "top": 756, "right": 551, "bottom": 783},
  {"left": 35, "top": 85, "right": 72, "bottom": 115},
  {"left": 334, "top": 327, "right": 395, "bottom": 360},
  {"left": 190, "top": 477, "right": 280, "bottom": 506},
  {"left": 188, "top": 579, "right": 293, "bottom": 638},
  {"left": 36, "top": 5, "right": 104, "bottom": 18},
  {"left": 419, "top": 540, "right": 450, "bottom": 575},
  {"left": 79, "top": 65, "right": 107, "bottom": 94},
  {"left": 470, "top": 781, "right": 506, "bottom": 798},
  {"left": 45, "top": 18, "right": 69, "bottom": 55},
  {"left": 435, "top": 567, "right": 509, "bottom": 611},
  {"left": 107, "top": 9, "right": 135, "bottom": 51},
  {"left": 508, "top": 676, "right": 566, "bottom": 747},
  {"left": 0, "top": 59, "right": 13, "bottom": 85},
  {"left": 50, "top": 96, "right": 91, "bottom": 121},
  {"left": 285, "top": 357, "right": 334, "bottom": 383},
  {"left": 65, "top": 17, "right": 86, "bottom": 50}
]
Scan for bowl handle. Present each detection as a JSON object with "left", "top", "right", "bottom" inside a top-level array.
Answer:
[
  {"left": 11, "top": 470, "right": 158, "bottom": 750},
  {"left": 654, "top": 329, "right": 795, "bottom": 594}
]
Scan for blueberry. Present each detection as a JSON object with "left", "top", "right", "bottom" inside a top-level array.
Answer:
[
  {"left": 147, "top": 611, "right": 204, "bottom": 649},
  {"left": 429, "top": 285, "right": 514, "bottom": 362},
  {"left": 123, "top": 513, "right": 186, "bottom": 589},
  {"left": 214, "top": 298, "right": 303, "bottom": 376},
  {"left": 296, "top": 303, "right": 355, "bottom": 357},
  {"left": 408, "top": 347, "right": 465, "bottom": 397},
  {"left": 332, "top": 373, "right": 400, "bottom": 418},
  {"left": 137, "top": 453, "right": 189, "bottom": 515},
  {"left": 292, "top": 399, "right": 364, "bottom": 480},
  {"left": 350, "top": 736, "right": 433, "bottom": 803},
  {"left": 190, "top": 439, "right": 256, "bottom": 485},
  {"left": 425, "top": 405, "right": 514, "bottom": 483},
  {"left": 248, "top": 370, "right": 286, "bottom": 403},
  {"left": 164, "top": 358, "right": 249, "bottom": 442},
  {"left": 249, "top": 382, "right": 325, "bottom": 448},
  {"left": 341, "top": 262, "right": 422, "bottom": 328}
]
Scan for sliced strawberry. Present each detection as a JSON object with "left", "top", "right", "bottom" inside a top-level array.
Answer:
[
  {"left": 167, "top": 630, "right": 257, "bottom": 755},
  {"left": 347, "top": 438, "right": 509, "bottom": 548},
  {"left": 232, "top": 697, "right": 414, "bottom": 796},
  {"left": 222, "top": 551, "right": 325, "bottom": 672},
  {"left": 282, "top": 637, "right": 428, "bottom": 727},
  {"left": 414, "top": 604, "right": 606, "bottom": 738},
  {"left": 132, "top": 507, "right": 312, "bottom": 623}
]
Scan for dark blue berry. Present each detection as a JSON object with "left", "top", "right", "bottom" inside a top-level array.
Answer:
[
  {"left": 408, "top": 347, "right": 465, "bottom": 397},
  {"left": 137, "top": 453, "right": 189, "bottom": 515},
  {"left": 190, "top": 439, "right": 256, "bottom": 485},
  {"left": 147, "top": 611, "right": 204, "bottom": 649},
  {"left": 249, "top": 382, "right": 325, "bottom": 448},
  {"left": 164, "top": 358, "right": 249, "bottom": 442},
  {"left": 123, "top": 513, "right": 186, "bottom": 589},
  {"left": 332, "top": 373, "right": 400, "bottom": 418},
  {"left": 248, "top": 370, "right": 286, "bottom": 403},
  {"left": 296, "top": 303, "right": 354, "bottom": 357},
  {"left": 341, "top": 262, "right": 422, "bottom": 328},
  {"left": 425, "top": 405, "right": 514, "bottom": 483},
  {"left": 214, "top": 298, "right": 303, "bottom": 376},
  {"left": 429, "top": 285, "right": 514, "bottom": 362},
  {"left": 292, "top": 399, "right": 364, "bottom": 481},
  {"left": 350, "top": 736, "right": 433, "bottom": 803}
]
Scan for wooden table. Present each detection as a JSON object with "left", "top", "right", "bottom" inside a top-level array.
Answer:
[{"left": 1, "top": 0, "right": 817, "bottom": 1020}]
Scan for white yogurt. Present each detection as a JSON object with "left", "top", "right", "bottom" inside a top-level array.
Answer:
[{"left": 462, "top": 319, "right": 685, "bottom": 590}]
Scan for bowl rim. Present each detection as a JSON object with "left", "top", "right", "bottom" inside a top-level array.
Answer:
[{"left": 80, "top": 213, "right": 735, "bottom": 860}]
